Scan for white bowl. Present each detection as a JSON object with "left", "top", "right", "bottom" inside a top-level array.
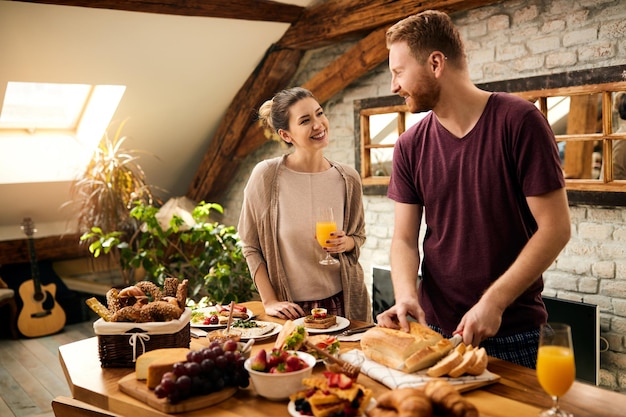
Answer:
[{"left": 244, "top": 350, "right": 317, "bottom": 401}]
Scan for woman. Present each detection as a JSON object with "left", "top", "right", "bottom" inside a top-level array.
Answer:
[{"left": 237, "top": 87, "right": 372, "bottom": 322}]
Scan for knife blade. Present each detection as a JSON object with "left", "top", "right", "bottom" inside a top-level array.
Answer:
[
  {"left": 340, "top": 323, "right": 376, "bottom": 336},
  {"left": 449, "top": 333, "right": 463, "bottom": 348}
]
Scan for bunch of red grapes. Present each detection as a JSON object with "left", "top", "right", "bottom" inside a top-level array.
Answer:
[{"left": 154, "top": 339, "right": 250, "bottom": 404}]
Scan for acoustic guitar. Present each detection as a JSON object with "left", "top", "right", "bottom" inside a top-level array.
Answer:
[{"left": 17, "top": 217, "right": 66, "bottom": 338}]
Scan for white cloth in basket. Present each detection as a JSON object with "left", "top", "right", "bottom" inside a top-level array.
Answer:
[{"left": 93, "top": 307, "right": 191, "bottom": 335}]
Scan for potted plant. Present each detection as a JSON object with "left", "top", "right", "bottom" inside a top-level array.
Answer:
[
  {"left": 66, "top": 120, "right": 157, "bottom": 284},
  {"left": 80, "top": 199, "right": 257, "bottom": 305}
]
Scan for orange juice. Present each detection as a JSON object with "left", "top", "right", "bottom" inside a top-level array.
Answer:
[
  {"left": 316, "top": 221, "right": 336, "bottom": 248},
  {"left": 536, "top": 345, "right": 575, "bottom": 396}
]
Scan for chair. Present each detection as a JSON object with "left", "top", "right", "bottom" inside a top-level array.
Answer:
[
  {"left": 51, "top": 396, "right": 123, "bottom": 417},
  {"left": 0, "top": 277, "right": 18, "bottom": 339}
]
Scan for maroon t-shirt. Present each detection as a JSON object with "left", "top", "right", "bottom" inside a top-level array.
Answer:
[{"left": 387, "top": 93, "right": 565, "bottom": 337}]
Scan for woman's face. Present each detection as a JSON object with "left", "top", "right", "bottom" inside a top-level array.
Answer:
[{"left": 279, "top": 97, "right": 330, "bottom": 151}]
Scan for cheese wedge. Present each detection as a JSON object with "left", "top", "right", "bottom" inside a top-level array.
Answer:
[{"left": 135, "top": 348, "right": 190, "bottom": 388}]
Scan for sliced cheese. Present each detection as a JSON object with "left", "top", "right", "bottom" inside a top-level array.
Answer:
[{"left": 135, "top": 348, "right": 190, "bottom": 387}]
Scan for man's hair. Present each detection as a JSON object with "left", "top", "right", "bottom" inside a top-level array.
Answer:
[{"left": 386, "top": 10, "right": 466, "bottom": 67}]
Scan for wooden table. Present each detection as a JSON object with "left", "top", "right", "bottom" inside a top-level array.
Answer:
[{"left": 59, "top": 301, "right": 626, "bottom": 417}]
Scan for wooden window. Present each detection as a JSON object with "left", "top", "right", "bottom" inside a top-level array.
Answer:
[{"left": 354, "top": 65, "right": 626, "bottom": 205}]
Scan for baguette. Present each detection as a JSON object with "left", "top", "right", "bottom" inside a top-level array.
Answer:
[{"left": 360, "top": 322, "right": 452, "bottom": 373}]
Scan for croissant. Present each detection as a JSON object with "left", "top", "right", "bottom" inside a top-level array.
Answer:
[
  {"left": 423, "top": 380, "right": 478, "bottom": 417},
  {"left": 371, "top": 387, "right": 433, "bottom": 417}
]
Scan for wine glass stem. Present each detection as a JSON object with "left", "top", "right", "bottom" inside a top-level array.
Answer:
[{"left": 552, "top": 395, "right": 560, "bottom": 411}]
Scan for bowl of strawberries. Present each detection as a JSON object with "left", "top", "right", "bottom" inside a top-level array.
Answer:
[{"left": 244, "top": 348, "right": 316, "bottom": 400}]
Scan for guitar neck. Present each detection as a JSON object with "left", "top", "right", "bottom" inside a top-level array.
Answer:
[{"left": 26, "top": 236, "right": 43, "bottom": 297}]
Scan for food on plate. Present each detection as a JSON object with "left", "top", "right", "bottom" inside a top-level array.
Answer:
[
  {"left": 274, "top": 320, "right": 307, "bottom": 350},
  {"left": 360, "top": 321, "right": 453, "bottom": 373},
  {"left": 290, "top": 371, "right": 373, "bottom": 417},
  {"left": 367, "top": 380, "right": 478, "bottom": 417},
  {"left": 426, "top": 345, "right": 488, "bottom": 378},
  {"left": 215, "top": 302, "right": 250, "bottom": 319},
  {"left": 190, "top": 304, "right": 251, "bottom": 326},
  {"left": 152, "top": 339, "right": 250, "bottom": 404},
  {"left": 249, "top": 348, "right": 310, "bottom": 373},
  {"left": 305, "top": 334, "right": 340, "bottom": 359},
  {"left": 207, "top": 328, "right": 242, "bottom": 344},
  {"left": 304, "top": 308, "right": 337, "bottom": 329},
  {"left": 135, "top": 348, "right": 191, "bottom": 389},
  {"left": 230, "top": 320, "right": 276, "bottom": 339},
  {"left": 86, "top": 279, "right": 188, "bottom": 323}
]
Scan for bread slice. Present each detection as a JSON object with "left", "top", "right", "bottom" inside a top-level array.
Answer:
[
  {"left": 402, "top": 338, "right": 454, "bottom": 373},
  {"left": 448, "top": 346, "right": 477, "bottom": 378},
  {"left": 465, "top": 347, "right": 488, "bottom": 376},
  {"left": 426, "top": 349, "right": 463, "bottom": 377}
]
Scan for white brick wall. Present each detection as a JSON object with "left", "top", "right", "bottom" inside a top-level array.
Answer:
[{"left": 220, "top": 0, "right": 626, "bottom": 392}]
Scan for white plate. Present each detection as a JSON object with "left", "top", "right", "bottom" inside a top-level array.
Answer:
[
  {"left": 292, "top": 316, "right": 350, "bottom": 334},
  {"left": 190, "top": 306, "right": 255, "bottom": 328},
  {"left": 235, "top": 321, "right": 283, "bottom": 341},
  {"left": 288, "top": 398, "right": 375, "bottom": 417}
]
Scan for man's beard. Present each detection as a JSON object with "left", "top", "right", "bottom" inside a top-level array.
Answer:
[{"left": 407, "top": 79, "right": 440, "bottom": 114}]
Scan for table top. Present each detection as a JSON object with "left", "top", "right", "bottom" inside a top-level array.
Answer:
[{"left": 58, "top": 301, "right": 626, "bottom": 417}]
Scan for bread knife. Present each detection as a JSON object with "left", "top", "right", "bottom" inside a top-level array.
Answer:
[{"left": 449, "top": 333, "right": 463, "bottom": 347}]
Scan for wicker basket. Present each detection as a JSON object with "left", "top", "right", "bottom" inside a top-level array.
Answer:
[{"left": 94, "top": 308, "right": 191, "bottom": 368}]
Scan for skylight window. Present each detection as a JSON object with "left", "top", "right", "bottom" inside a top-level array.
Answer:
[
  {"left": 0, "top": 82, "right": 91, "bottom": 130},
  {"left": 0, "top": 82, "right": 125, "bottom": 184}
]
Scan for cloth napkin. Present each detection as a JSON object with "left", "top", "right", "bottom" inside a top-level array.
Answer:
[{"left": 339, "top": 349, "right": 500, "bottom": 390}]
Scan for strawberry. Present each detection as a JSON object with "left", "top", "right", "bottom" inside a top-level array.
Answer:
[
  {"left": 267, "top": 348, "right": 287, "bottom": 368},
  {"left": 323, "top": 371, "right": 353, "bottom": 389},
  {"left": 286, "top": 355, "right": 304, "bottom": 371},
  {"left": 336, "top": 373, "right": 353, "bottom": 389},
  {"left": 250, "top": 349, "right": 267, "bottom": 371}
]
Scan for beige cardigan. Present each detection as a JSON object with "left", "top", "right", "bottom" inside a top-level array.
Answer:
[{"left": 237, "top": 155, "right": 372, "bottom": 322}]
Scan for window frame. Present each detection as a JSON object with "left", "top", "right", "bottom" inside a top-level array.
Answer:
[{"left": 354, "top": 64, "right": 626, "bottom": 206}]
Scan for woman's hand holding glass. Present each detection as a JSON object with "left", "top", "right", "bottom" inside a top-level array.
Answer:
[{"left": 536, "top": 322, "right": 575, "bottom": 417}]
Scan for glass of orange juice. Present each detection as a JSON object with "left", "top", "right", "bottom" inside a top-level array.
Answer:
[
  {"left": 536, "top": 322, "right": 575, "bottom": 417},
  {"left": 316, "top": 207, "right": 339, "bottom": 265}
]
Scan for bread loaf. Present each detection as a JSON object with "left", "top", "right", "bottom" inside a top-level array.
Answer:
[{"left": 360, "top": 322, "right": 453, "bottom": 373}]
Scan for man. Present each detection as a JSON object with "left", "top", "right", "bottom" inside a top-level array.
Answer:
[{"left": 376, "top": 10, "right": 571, "bottom": 368}]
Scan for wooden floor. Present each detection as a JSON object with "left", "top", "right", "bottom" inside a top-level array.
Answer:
[{"left": 0, "top": 318, "right": 96, "bottom": 417}]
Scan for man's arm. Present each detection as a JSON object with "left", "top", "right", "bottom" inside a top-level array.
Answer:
[
  {"left": 457, "top": 187, "right": 571, "bottom": 346},
  {"left": 376, "top": 202, "right": 424, "bottom": 331}
]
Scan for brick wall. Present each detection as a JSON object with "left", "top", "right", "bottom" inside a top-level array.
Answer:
[{"left": 220, "top": 0, "right": 626, "bottom": 392}]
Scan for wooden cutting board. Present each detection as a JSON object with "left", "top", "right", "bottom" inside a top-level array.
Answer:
[{"left": 118, "top": 373, "right": 236, "bottom": 414}]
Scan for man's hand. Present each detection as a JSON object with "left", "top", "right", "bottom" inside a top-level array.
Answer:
[
  {"left": 455, "top": 298, "right": 504, "bottom": 346},
  {"left": 376, "top": 298, "right": 426, "bottom": 332}
]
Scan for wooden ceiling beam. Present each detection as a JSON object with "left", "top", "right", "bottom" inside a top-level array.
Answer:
[
  {"left": 279, "top": 0, "right": 502, "bottom": 50},
  {"left": 187, "top": 0, "right": 503, "bottom": 203},
  {"left": 186, "top": 46, "right": 304, "bottom": 202},
  {"left": 15, "top": 0, "right": 305, "bottom": 23}
]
